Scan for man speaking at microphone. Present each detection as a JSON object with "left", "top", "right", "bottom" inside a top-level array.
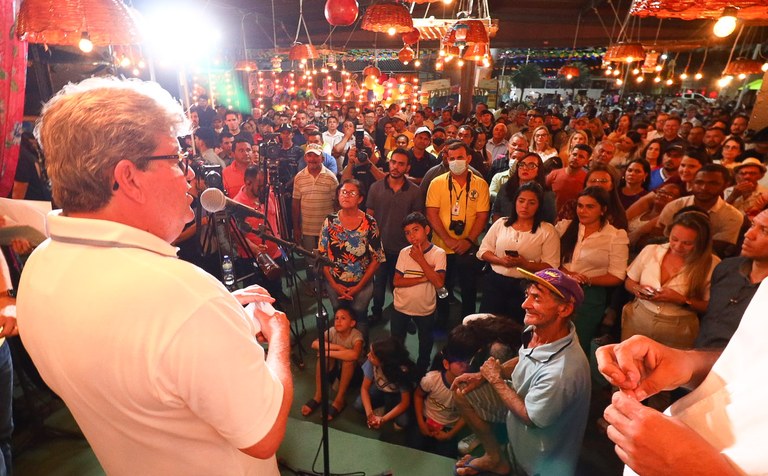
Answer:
[{"left": 17, "top": 77, "right": 293, "bottom": 475}]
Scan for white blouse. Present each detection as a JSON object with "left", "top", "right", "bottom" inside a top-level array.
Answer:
[
  {"left": 556, "top": 220, "right": 629, "bottom": 280},
  {"left": 477, "top": 218, "right": 560, "bottom": 278},
  {"left": 626, "top": 243, "right": 719, "bottom": 316}
]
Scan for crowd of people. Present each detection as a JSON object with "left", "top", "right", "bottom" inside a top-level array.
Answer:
[{"left": 7, "top": 79, "right": 768, "bottom": 476}]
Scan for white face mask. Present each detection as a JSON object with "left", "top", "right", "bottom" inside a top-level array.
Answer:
[{"left": 449, "top": 159, "right": 468, "bottom": 175}]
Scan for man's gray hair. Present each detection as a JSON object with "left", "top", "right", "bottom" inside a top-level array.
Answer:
[{"left": 36, "top": 77, "right": 189, "bottom": 212}]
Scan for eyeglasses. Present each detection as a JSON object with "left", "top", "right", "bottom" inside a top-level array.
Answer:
[
  {"left": 518, "top": 162, "right": 539, "bottom": 170},
  {"left": 112, "top": 151, "right": 190, "bottom": 191},
  {"left": 141, "top": 151, "right": 190, "bottom": 175},
  {"left": 340, "top": 189, "right": 360, "bottom": 197}
]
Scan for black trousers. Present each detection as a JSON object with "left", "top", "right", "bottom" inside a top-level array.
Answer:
[{"left": 436, "top": 252, "right": 482, "bottom": 329}]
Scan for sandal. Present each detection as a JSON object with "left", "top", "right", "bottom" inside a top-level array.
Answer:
[
  {"left": 327, "top": 402, "right": 346, "bottom": 421},
  {"left": 301, "top": 398, "right": 320, "bottom": 417}
]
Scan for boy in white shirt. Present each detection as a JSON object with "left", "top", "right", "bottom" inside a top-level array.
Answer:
[{"left": 392, "top": 212, "right": 447, "bottom": 375}]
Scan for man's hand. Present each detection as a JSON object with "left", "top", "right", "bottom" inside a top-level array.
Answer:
[
  {"left": 604, "top": 391, "right": 738, "bottom": 476},
  {"left": 452, "top": 239, "right": 472, "bottom": 255},
  {"left": 0, "top": 297, "right": 18, "bottom": 338},
  {"left": 10, "top": 238, "right": 33, "bottom": 255},
  {"left": 596, "top": 335, "right": 694, "bottom": 401},
  {"left": 451, "top": 371, "right": 485, "bottom": 395},
  {"left": 232, "top": 284, "right": 275, "bottom": 307},
  {"left": 479, "top": 357, "right": 504, "bottom": 385}
]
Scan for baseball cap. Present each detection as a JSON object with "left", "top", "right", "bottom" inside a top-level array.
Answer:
[
  {"left": 305, "top": 143, "right": 323, "bottom": 156},
  {"left": 664, "top": 144, "right": 685, "bottom": 156},
  {"left": 392, "top": 112, "right": 408, "bottom": 122},
  {"left": 277, "top": 123, "right": 292, "bottom": 133},
  {"left": 516, "top": 268, "right": 584, "bottom": 308},
  {"left": 414, "top": 126, "right": 432, "bottom": 137}
]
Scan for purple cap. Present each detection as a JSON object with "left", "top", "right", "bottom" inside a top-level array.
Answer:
[{"left": 516, "top": 267, "right": 584, "bottom": 308}]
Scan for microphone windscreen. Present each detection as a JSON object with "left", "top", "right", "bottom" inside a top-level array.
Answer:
[{"left": 199, "top": 188, "right": 226, "bottom": 213}]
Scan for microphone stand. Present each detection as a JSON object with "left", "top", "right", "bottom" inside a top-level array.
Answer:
[{"left": 241, "top": 222, "right": 336, "bottom": 476}]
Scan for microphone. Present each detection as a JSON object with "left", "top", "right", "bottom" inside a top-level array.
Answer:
[{"left": 200, "top": 188, "right": 266, "bottom": 219}]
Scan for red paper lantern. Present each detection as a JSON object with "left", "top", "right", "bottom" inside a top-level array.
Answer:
[
  {"left": 325, "top": 0, "right": 359, "bottom": 26},
  {"left": 402, "top": 28, "right": 420, "bottom": 45},
  {"left": 363, "top": 65, "right": 381, "bottom": 78},
  {"left": 398, "top": 46, "right": 415, "bottom": 64}
]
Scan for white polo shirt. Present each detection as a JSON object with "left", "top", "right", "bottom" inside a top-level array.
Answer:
[{"left": 18, "top": 212, "right": 283, "bottom": 475}]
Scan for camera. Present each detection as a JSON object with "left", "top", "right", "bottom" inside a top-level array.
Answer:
[
  {"left": 449, "top": 220, "right": 466, "bottom": 236},
  {"left": 259, "top": 133, "right": 296, "bottom": 186},
  {"left": 190, "top": 159, "right": 224, "bottom": 191},
  {"left": 354, "top": 125, "right": 369, "bottom": 163}
]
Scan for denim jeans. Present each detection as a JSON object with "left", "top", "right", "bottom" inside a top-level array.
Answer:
[
  {"left": 325, "top": 280, "right": 374, "bottom": 339},
  {"left": 0, "top": 341, "right": 13, "bottom": 476},
  {"left": 390, "top": 310, "right": 435, "bottom": 371},
  {"left": 353, "top": 385, "right": 409, "bottom": 428}
]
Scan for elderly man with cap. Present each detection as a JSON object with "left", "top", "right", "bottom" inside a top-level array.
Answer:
[
  {"left": 451, "top": 268, "right": 590, "bottom": 476},
  {"left": 724, "top": 157, "right": 768, "bottom": 215},
  {"left": 298, "top": 130, "right": 338, "bottom": 175}
]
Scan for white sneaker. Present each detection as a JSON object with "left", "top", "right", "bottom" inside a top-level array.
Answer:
[{"left": 458, "top": 433, "right": 481, "bottom": 455}]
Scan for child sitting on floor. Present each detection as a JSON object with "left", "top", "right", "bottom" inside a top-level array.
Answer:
[
  {"left": 410, "top": 345, "right": 470, "bottom": 457},
  {"left": 301, "top": 304, "right": 364, "bottom": 421},
  {"left": 354, "top": 337, "right": 414, "bottom": 430}
]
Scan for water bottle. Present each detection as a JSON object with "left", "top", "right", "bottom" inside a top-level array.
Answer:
[
  {"left": 222, "top": 255, "right": 235, "bottom": 287},
  {"left": 437, "top": 287, "right": 449, "bottom": 299}
]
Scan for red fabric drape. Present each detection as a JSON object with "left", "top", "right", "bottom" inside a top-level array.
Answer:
[{"left": 0, "top": 0, "right": 28, "bottom": 197}]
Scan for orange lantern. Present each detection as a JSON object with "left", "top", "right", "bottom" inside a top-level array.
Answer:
[
  {"left": 604, "top": 42, "right": 645, "bottom": 63},
  {"left": 361, "top": 1, "right": 413, "bottom": 35},
  {"left": 402, "top": 28, "right": 420, "bottom": 45},
  {"left": 289, "top": 43, "right": 318, "bottom": 60},
  {"left": 398, "top": 46, "right": 415, "bottom": 64},
  {"left": 723, "top": 58, "right": 764, "bottom": 76},
  {"left": 558, "top": 64, "right": 580, "bottom": 79},
  {"left": 442, "top": 19, "right": 489, "bottom": 47}
]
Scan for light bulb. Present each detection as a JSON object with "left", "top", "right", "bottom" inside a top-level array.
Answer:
[
  {"left": 632, "top": 68, "right": 640, "bottom": 75},
  {"left": 132, "top": 68, "right": 140, "bottom": 76},
  {"left": 387, "top": 27, "right": 396, "bottom": 36},
  {"left": 120, "top": 57, "right": 131, "bottom": 68},
  {"left": 680, "top": 72, "right": 688, "bottom": 80},
  {"left": 605, "top": 69, "right": 612, "bottom": 76},
  {"left": 414, "top": 59, "right": 421, "bottom": 68},
  {"left": 625, "top": 56, "right": 635, "bottom": 64},
  {"left": 636, "top": 76, "right": 644, "bottom": 83},
  {"left": 714, "top": 8, "right": 738, "bottom": 38},
  {"left": 616, "top": 78, "right": 623, "bottom": 86},
  {"left": 457, "top": 59, "right": 465, "bottom": 67},
  {"left": 655, "top": 65, "right": 662, "bottom": 72},
  {"left": 613, "top": 69, "right": 620, "bottom": 76},
  {"left": 666, "top": 79, "right": 673, "bottom": 86},
  {"left": 660, "top": 53, "right": 668, "bottom": 60},
  {"left": 78, "top": 32, "right": 93, "bottom": 53},
  {"left": 566, "top": 74, "right": 573, "bottom": 80},
  {"left": 763, "top": 63, "right": 768, "bottom": 72},
  {"left": 654, "top": 76, "right": 661, "bottom": 83},
  {"left": 695, "top": 72, "right": 703, "bottom": 80}
]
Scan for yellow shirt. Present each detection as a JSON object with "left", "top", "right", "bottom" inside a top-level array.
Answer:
[
  {"left": 384, "top": 129, "right": 414, "bottom": 151},
  {"left": 425, "top": 171, "right": 490, "bottom": 254}
]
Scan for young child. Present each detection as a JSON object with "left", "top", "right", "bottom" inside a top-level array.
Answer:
[
  {"left": 411, "top": 346, "right": 469, "bottom": 457},
  {"left": 392, "top": 212, "right": 446, "bottom": 374},
  {"left": 354, "top": 337, "right": 414, "bottom": 430},
  {"left": 302, "top": 304, "right": 364, "bottom": 421}
]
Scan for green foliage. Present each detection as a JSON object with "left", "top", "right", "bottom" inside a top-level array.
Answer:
[{"left": 511, "top": 63, "right": 543, "bottom": 100}]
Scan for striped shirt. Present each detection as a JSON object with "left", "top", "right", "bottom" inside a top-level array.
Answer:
[{"left": 292, "top": 166, "right": 338, "bottom": 236}]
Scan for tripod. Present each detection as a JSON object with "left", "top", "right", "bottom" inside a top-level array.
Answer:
[{"left": 244, "top": 225, "right": 338, "bottom": 476}]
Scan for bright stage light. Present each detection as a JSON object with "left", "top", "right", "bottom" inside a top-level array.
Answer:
[{"left": 140, "top": 6, "right": 222, "bottom": 65}]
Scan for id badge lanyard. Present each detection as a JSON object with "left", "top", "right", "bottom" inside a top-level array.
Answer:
[{"left": 448, "top": 173, "right": 471, "bottom": 218}]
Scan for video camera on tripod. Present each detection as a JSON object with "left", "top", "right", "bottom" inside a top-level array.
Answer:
[
  {"left": 259, "top": 133, "right": 297, "bottom": 186},
  {"left": 189, "top": 158, "right": 224, "bottom": 192}
]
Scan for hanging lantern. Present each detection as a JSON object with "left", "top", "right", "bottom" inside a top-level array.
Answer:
[
  {"left": 604, "top": 42, "right": 645, "bottom": 63},
  {"left": 289, "top": 42, "right": 318, "bottom": 60},
  {"left": 398, "top": 45, "right": 415, "bottom": 64},
  {"left": 463, "top": 42, "right": 488, "bottom": 62},
  {"left": 723, "top": 58, "right": 764, "bottom": 76},
  {"left": 361, "top": 1, "right": 413, "bottom": 35},
  {"left": 558, "top": 64, "right": 580, "bottom": 79},
  {"left": 442, "top": 20, "right": 488, "bottom": 47},
  {"left": 402, "top": 28, "right": 420, "bottom": 45},
  {"left": 235, "top": 60, "right": 259, "bottom": 72},
  {"left": 325, "top": 0, "right": 359, "bottom": 26}
]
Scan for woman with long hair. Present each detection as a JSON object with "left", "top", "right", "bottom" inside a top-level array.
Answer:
[
  {"left": 626, "top": 182, "right": 684, "bottom": 251},
  {"left": 622, "top": 210, "right": 719, "bottom": 349},
  {"left": 606, "top": 113, "right": 632, "bottom": 143},
  {"left": 491, "top": 152, "right": 557, "bottom": 223},
  {"left": 478, "top": 182, "right": 560, "bottom": 323},
  {"left": 319, "top": 179, "right": 386, "bottom": 337},
  {"left": 529, "top": 125, "right": 558, "bottom": 162},
  {"left": 556, "top": 186, "right": 629, "bottom": 353},
  {"left": 636, "top": 138, "right": 664, "bottom": 169},
  {"left": 557, "top": 163, "right": 628, "bottom": 230},
  {"left": 619, "top": 158, "right": 651, "bottom": 209}
]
